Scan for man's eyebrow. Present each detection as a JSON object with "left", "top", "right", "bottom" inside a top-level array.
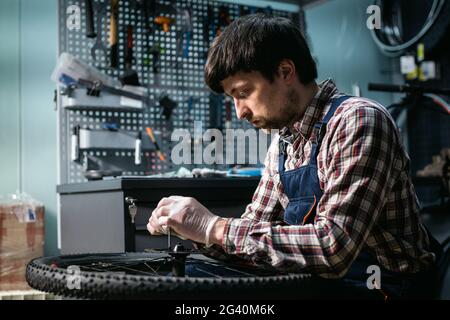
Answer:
[{"left": 229, "top": 83, "right": 248, "bottom": 97}]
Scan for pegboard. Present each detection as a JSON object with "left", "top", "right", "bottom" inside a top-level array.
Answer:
[{"left": 57, "top": 0, "right": 300, "bottom": 184}]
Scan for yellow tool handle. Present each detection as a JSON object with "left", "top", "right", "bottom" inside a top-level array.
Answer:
[
  {"left": 146, "top": 127, "right": 166, "bottom": 161},
  {"left": 109, "top": 0, "right": 118, "bottom": 46},
  {"left": 146, "top": 127, "right": 156, "bottom": 142}
]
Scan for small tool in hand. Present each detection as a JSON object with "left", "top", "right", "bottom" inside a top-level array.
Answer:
[{"left": 168, "top": 228, "right": 171, "bottom": 251}]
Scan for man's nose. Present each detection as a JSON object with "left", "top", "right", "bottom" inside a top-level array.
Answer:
[{"left": 233, "top": 98, "right": 251, "bottom": 120}]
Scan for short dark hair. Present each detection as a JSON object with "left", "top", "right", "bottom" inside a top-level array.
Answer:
[{"left": 204, "top": 13, "right": 317, "bottom": 94}]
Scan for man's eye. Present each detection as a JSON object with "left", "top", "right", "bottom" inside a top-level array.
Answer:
[{"left": 238, "top": 89, "right": 249, "bottom": 98}]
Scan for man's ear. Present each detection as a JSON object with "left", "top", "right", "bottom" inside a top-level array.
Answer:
[{"left": 278, "top": 59, "right": 296, "bottom": 83}]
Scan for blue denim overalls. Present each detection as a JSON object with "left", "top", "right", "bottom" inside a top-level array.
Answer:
[
  {"left": 278, "top": 96, "right": 351, "bottom": 226},
  {"left": 278, "top": 96, "right": 441, "bottom": 299}
]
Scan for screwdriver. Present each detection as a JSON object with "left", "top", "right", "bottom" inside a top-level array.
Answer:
[
  {"left": 168, "top": 228, "right": 172, "bottom": 251},
  {"left": 145, "top": 127, "right": 166, "bottom": 161}
]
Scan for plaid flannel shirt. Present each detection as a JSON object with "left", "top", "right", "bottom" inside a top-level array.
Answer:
[{"left": 200, "top": 79, "right": 435, "bottom": 279}]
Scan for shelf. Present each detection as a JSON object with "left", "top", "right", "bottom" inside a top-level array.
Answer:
[
  {"left": 60, "top": 87, "right": 147, "bottom": 111},
  {"left": 79, "top": 129, "right": 160, "bottom": 151},
  {"left": 64, "top": 105, "right": 144, "bottom": 113}
]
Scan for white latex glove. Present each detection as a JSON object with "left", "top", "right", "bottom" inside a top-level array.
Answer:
[{"left": 147, "top": 196, "right": 221, "bottom": 246}]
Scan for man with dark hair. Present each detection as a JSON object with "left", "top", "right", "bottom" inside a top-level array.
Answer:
[{"left": 148, "top": 14, "right": 441, "bottom": 299}]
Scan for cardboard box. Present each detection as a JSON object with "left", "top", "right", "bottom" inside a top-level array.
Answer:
[{"left": 0, "top": 204, "right": 45, "bottom": 291}]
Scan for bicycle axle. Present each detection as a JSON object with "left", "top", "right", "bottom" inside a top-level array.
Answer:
[{"left": 169, "top": 243, "right": 190, "bottom": 277}]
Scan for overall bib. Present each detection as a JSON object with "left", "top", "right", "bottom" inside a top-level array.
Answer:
[{"left": 279, "top": 96, "right": 441, "bottom": 299}]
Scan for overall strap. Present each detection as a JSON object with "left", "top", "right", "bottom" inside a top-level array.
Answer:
[
  {"left": 310, "top": 95, "right": 352, "bottom": 165},
  {"left": 278, "top": 133, "right": 293, "bottom": 173}
]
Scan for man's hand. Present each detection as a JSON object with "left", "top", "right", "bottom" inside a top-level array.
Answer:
[{"left": 147, "top": 196, "right": 226, "bottom": 246}]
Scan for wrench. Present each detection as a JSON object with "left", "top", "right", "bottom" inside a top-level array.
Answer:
[{"left": 91, "top": 0, "right": 108, "bottom": 62}]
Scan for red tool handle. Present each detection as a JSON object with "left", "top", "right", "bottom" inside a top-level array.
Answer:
[{"left": 125, "top": 25, "right": 134, "bottom": 66}]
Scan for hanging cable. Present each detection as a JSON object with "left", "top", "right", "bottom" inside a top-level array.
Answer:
[
  {"left": 424, "top": 94, "right": 450, "bottom": 115},
  {"left": 370, "top": 0, "right": 446, "bottom": 56}
]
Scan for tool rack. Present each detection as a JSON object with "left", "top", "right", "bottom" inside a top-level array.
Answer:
[{"left": 56, "top": 0, "right": 301, "bottom": 184}]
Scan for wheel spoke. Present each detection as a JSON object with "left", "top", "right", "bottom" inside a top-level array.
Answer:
[
  {"left": 79, "top": 265, "right": 109, "bottom": 272},
  {"left": 191, "top": 266, "right": 223, "bottom": 278},
  {"left": 110, "top": 265, "right": 161, "bottom": 276},
  {"left": 144, "top": 262, "right": 161, "bottom": 275},
  {"left": 45, "top": 254, "right": 273, "bottom": 278}
]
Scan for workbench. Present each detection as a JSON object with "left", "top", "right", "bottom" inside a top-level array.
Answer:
[{"left": 57, "top": 177, "right": 259, "bottom": 254}]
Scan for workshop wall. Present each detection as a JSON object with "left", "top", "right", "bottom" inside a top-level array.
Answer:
[
  {"left": 0, "top": 0, "right": 59, "bottom": 256},
  {"left": 304, "top": 0, "right": 395, "bottom": 107},
  {"left": 0, "top": 0, "right": 21, "bottom": 197}
]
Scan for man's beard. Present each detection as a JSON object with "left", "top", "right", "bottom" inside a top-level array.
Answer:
[{"left": 257, "top": 88, "right": 301, "bottom": 130}]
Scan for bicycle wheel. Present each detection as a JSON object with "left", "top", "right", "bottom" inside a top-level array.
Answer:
[{"left": 26, "top": 250, "right": 315, "bottom": 300}]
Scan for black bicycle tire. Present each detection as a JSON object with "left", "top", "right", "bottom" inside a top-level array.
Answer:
[{"left": 26, "top": 252, "right": 315, "bottom": 300}]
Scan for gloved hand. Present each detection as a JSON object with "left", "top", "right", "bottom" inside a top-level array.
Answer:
[{"left": 147, "top": 196, "right": 221, "bottom": 246}]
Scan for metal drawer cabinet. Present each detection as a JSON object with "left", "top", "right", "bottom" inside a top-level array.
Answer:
[{"left": 58, "top": 177, "right": 259, "bottom": 254}]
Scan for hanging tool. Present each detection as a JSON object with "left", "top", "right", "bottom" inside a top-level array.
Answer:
[
  {"left": 159, "top": 95, "right": 177, "bottom": 120},
  {"left": 216, "top": 5, "right": 231, "bottom": 36},
  {"left": 125, "top": 25, "right": 135, "bottom": 69},
  {"left": 142, "top": 0, "right": 155, "bottom": 69},
  {"left": 184, "top": 96, "right": 202, "bottom": 127},
  {"left": 145, "top": 127, "right": 166, "bottom": 161},
  {"left": 153, "top": 1, "right": 177, "bottom": 33},
  {"left": 176, "top": 6, "right": 193, "bottom": 59},
  {"left": 85, "top": 0, "right": 96, "bottom": 38},
  {"left": 155, "top": 16, "right": 175, "bottom": 33},
  {"left": 225, "top": 97, "right": 232, "bottom": 129},
  {"left": 101, "top": 120, "right": 120, "bottom": 131},
  {"left": 120, "top": 25, "right": 140, "bottom": 86},
  {"left": 76, "top": 78, "right": 156, "bottom": 106},
  {"left": 182, "top": 16, "right": 193, "bottom": 58},
  {"left": 91, "top": 0, "right": 108, "bottom": 62},
  {"left": 202, "top": 5, "right": 216, "bottom": 58},
  {"left": 147, "top": 43, "right": 163, "bottom": 73},
  {"left": 71, "top": 125, "right": 80, "bottom": 162},
  {"left": 109, "top": 0, "right": 119, "bottom": 69},
  {"left": 142, "top": 0, "right": 155, "bottom": 35},
  {"left": 184, "top": 96, "right": 194, "bottom": 128},
  {"left": 135, "top": 131, "right": 142, "bottom": 165},
  {"left": 186, "top": 96, "right": 194, "bottom": 121}
]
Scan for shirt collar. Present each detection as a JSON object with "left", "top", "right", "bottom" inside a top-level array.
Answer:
[{"left": 280, "top": 78, "right": 338, "bottom": 141}]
